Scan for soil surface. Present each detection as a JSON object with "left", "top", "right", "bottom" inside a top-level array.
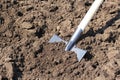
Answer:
[{"left": 0, "top": 0, "right": 120, "bottom": 80}]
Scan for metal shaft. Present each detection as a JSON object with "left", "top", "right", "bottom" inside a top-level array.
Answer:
[{"left": 65, "top": 0, "right": 104, "bottom": 51}]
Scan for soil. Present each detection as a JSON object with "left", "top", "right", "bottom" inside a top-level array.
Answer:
[{"left": 0, "top": 0, "right": 120, "bottom": 80}]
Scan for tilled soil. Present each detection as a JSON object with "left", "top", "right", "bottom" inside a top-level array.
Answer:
[{"left": 0, "top": 0, "right": 120, "bottom": 80}]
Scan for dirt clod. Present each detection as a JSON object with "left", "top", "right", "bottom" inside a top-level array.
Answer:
[{"left": 21, "top": 22, "right": 33, "bottom": 29}]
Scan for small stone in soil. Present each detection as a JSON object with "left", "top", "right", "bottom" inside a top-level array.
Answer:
[
  {"left": 4, "top": 58, "right": 12, "bottom": 62},
  {"left": 4, "top": 62, "right": 13, "bottom": 79},
  {"left": 21, "top": 22, "right": 33, "bottom": 29},
  {"left": 49, "top": 6, "right": 58, "bottom": 12}
]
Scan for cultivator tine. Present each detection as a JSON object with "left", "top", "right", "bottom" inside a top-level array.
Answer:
[
  {"left": 49, "top": 0, "right": 103, "bottom": 61},
  {"left": 49, "top": 34, "right": 63, "bottom": 43},
  {"left": 49, "top": 34, "right": 67, "bottom": 44},
  {"left": 71, "top": 47, "right": 87, "bottom": 61},
  {"left": 49, "top": 34, "right": 87, "bottom": 61}
]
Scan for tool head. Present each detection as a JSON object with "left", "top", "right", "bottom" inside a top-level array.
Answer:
[{"left": 49, "top": 34, "right": 87, "bottom": 61}]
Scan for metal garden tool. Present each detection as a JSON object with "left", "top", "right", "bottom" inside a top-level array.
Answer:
[{"left": 49, "top": 0, "right": 104, "bottom": 61}]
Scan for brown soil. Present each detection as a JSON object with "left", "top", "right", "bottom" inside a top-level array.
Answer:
[{"left": 0, "top": 0, "right": 120, "bottom": 80}]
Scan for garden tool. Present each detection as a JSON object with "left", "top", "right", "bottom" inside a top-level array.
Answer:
[{"left": 49, "top": 0, "right": 104, "bottom": 61}]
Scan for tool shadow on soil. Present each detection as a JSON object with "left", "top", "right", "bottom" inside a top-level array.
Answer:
[
  {"left": 12, "top": 63, "right": 23, "bottom": 80},
  {"left": 84, "top": 52, "right": 93, "bottom": 61},
  {"left": 80, "top": 9, "right": 120, "bottom": 40}
]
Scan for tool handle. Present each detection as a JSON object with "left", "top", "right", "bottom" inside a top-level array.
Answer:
[
  {"left": 71, "top": 0, "right": 103, "bottom": 41},
  {"left": 78, "top": 0, "right": 104, "bottom": 31},
  {"left": 65, "top": 0, "right": 104, "bottom": 51}
]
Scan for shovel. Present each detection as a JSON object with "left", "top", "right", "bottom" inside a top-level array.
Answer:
[{"left": 49, "top": 0, "right": 104, "bottom": 61}]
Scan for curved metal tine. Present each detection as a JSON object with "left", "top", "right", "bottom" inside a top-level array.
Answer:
[
  {"left": 49, "top": 34, "right": 86, "bottom": 61},
  {"left": 49, "top": 34, "right": 67, "bottom": 44},
  {"left": 71, "top": 46, "right": 87, "bottom": 61}
]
